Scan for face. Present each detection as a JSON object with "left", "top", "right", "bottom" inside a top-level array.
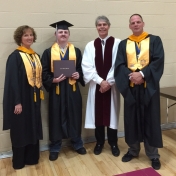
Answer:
[
  {"left": 96, "top": 20, "right": 110, "bottom": 39},
  {"left": 129, "top": 15, "right": 144, "bottom": 36},
  {"left": 21, "top": 29, "right": 34, "bottom": 48},
  {"left": 56, "top": 29, "right": 70, "bottom": 43}
]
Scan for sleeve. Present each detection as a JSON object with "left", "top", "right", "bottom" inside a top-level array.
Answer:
[
  {"left": 3, "top": 52, "right": 21, "bottom": 129},
  {"left": 114, "top": 40, "right": 136, "bottom": 106},
  {"left": 141, "top": 36, "right": 164, "bottom": 105},
  {"left": 41, "top": 49, "right": 54, "bottom": 92},
  {"left": 75, "top": 48, "right": 85, "bottom": 86},
  {"left": 4, "top": 53, "right": 21, "bottom": 105},
  {"left": 82, "top": 42, "right": 103, "bottom": 85},
  {"left": 142, "top": 36, "right": 164, "bottom": 82}
]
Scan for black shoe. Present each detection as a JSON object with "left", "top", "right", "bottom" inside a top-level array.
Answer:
[
  {"left": 49, "top": 152, "right": 59, "bottom": 161},
  {"left": 94, "top": 144, "right": 103, "bottom": 155},
  {"left": 122, "top": 151, "right": 135, "bottom": 162},
  {"left": 76, "top": 147, "right": 87, "bottom": 155},
  {"left": 111, "top": 145, "right": 120, "bottom": 157},
  {"left": 151, "top": 158, "right": 161, "bottom": 170}
]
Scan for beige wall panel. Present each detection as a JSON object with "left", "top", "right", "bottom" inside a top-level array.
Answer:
[
  {"left": 109, "top": 15, "right": 130, "bottom": 29},
  {"left": 173, "top": 63, "right": 176, "bottom": 85},
  {"left": 80, "top": 84, "right": 89, "bottom": 95},
  {"left": 0, "top": 60, "right": 6, "bottom": 75},
  {"left": 163, "top": 39, "right": 176, "bottom": 52},
  {"left": 0, "top": 106, "right": 3, "bottom": 120},
  {"left": 118, "top": 115, "right": 124, "bottom": 131},
  {"left": 144, "top": 15, "right": 166, "bottom": 28},
  {"left": 0, "top": 74, "right": 5, "bottom": 89},
  {"left": 162, "top": 15, "right": 176, "bottom": 27},
  {"left": 109, "top": 28, "right": 123, "bottom": 40},
  {"left": 164, "top": 3, "right": 176, "bottom": 14},
  {"left": 161, "top": 75, "right": 175, "bottom": 87},
  {"left": 40, "top": 127, "right": 49, "bottom": 146},
  {"left": 0, "top": 89, "right": 3, "bottom": 106},
  {"left": 164, "top": 63, "right": 175, "bottom": 75},
  {"left": 0, "top": 120, "right": 9, "bottom": 134},
  {"left": 41, "top": 112, "right": 48, "bottom": 128},
  {"left": 160, "top": 97, "right": 167, "bottom": 124},
  {"left": 163, "top": 28, "right": 176, "bottom": 40},
  {"left": 165, "top": 52, "right": 176, "bottom": 64},
  {"left": 0, "top": 133, "right": 11, "bottom": 151},
  {"left": 69, "top": 29, "right": 98, "bottom": 43},
  {"left": 146, "top": 28, "right": 164, "bottom": 39},
  {"left": 167, "top": 99, "right": 176, "bottom": 122},
  {"left": 81, "top": 128, "right": 94, "bottom": 138},
  {"left": 0, "top": 43, "right": 16, "bottom": 59},
  {"left": 0, "top": 29, "right": 14, "bottom": 43}
]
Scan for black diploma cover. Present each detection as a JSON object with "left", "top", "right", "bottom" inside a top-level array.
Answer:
[{"left": 53, "top": 60, "right": 76, "bottom": 77}]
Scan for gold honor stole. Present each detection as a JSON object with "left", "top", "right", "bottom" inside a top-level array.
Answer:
[
  {"left": 51, "top": 42, "right": 76, "bottom": 95},
  {"left": 126, "top": 37, "right": 150, "bottom": 87},
  {"left": 17, "top": 46, "right": 44, "bottom": 101}
]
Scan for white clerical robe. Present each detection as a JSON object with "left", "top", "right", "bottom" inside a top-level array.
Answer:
[{"left": 82, "top": 37, "right": 121, "bottom": 129}]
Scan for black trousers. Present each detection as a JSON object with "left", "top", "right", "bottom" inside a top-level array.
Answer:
[
  {"left": 95, "top": 126, "right": 118, "bottom": 146},
  {"left": 12, "top": 141, "right": 39, "bottom": 169}
]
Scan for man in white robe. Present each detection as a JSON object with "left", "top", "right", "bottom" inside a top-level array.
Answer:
[{"left": 82, "top": 15, "right": 121, "bottom": 156}]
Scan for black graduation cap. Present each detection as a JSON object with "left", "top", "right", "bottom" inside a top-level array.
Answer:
[{"left": 49, "top": 20, "right": 73, "bottom": 30}]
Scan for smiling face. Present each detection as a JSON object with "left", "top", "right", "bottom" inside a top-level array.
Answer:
[
  {"left": 96, "top": 20, "right": 110, "bottom": 39},
  {"left": 129, "top": 15, "right": 144, "bottom": 36},
  {"left": 21, "top": 29, "right": 34, "bottom": 49},
  {"left": 56, "top": 29, "right": 70, "bottom": 44}
]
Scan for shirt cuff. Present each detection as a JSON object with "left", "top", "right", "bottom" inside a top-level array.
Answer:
[{"left": 139, "top": 71, "right": 144, "bottom": 78}]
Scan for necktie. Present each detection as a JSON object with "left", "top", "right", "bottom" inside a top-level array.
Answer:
[{"left": 101, "top": 40, "right": 104, "bottom": 45}]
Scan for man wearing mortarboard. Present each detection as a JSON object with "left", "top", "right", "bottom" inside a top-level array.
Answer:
[{"left": 41, "top": 20, "right": 86, "bottom": 161}]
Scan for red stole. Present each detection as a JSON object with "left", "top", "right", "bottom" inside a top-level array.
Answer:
[{"left": 94, "top": 37, "right": 114, "bottom": 126}]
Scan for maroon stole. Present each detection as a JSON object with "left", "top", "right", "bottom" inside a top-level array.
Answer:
[{"left": 94, "top": 37, "right": 114, "bottom": 126}]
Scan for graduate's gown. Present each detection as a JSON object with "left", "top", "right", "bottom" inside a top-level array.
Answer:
[
  {"left": 114, "top": 35, "right": 164, "bottom": 148},
  {"left": 41, "top": 47, "right": 85, "bottom": 142},
  {"left": 3, "top": 50, "right": 43, "bottom": 148}
]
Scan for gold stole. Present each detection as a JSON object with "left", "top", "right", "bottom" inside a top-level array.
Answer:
[
  {"left": 126, "top": 36, "right": 150, "bottom": 87},
  {"left": 17, "top": 46, "right": 44, "bottom": 101},
  {"left": 51, "top": 42, "right": 76, "bottom": 95}
]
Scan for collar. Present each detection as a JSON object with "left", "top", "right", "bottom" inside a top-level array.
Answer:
[
  {"left": 99, "top": 36, "right": 110, "bottom": 45},
  {"left": 59, "top": 43, "right": 68, "bottom": 50},
  {"left": 17, "top": 46, "right": 35, "bottom": 54},
  {"left": 128, "top": 32, "right": 149, "bottom": 43}
]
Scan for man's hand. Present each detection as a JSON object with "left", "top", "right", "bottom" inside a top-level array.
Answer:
[
  {"left": 129, "top": 72, "right": 144, "bottom": 85},
  {"left": 53, "top": 74, "right": 66, "bottom": 83},
  {"left": 14, "top": 104, "right": 22, "bottom": 115},
  {"left": 72, "top": 72, "right": 80, "bottom": 80},
  {"left": 99, "top": 80, "right": 111, "bottom": 93}
]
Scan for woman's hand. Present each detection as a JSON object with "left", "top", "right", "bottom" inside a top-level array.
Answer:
[
  {"left": 53, "top": 74, "right": 66, "bottom": 83},
  {"left": 72, "top": 72, "right": 79, "bottom": 80},
  {"left": 14, "top": 104, "right": 22, "bottom": 115}
]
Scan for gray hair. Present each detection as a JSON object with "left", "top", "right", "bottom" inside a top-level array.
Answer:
[{"left": 95, "top": 16, "right": 111, "bottom": 26}]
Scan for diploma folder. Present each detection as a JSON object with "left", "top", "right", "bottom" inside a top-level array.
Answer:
[{"left": 53, "top": 60, "right": 76, "bottom": 78}]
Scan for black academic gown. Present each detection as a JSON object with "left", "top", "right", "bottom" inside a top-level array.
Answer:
[
  {"left": 3, "top": 50, "right": 43, "bottom": 148},
  {"left": 41, "top": 46, "right": 85, "bottom": 142},
  {"left": 114, "top": 35, "right": 164, "bottom": 148}
]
